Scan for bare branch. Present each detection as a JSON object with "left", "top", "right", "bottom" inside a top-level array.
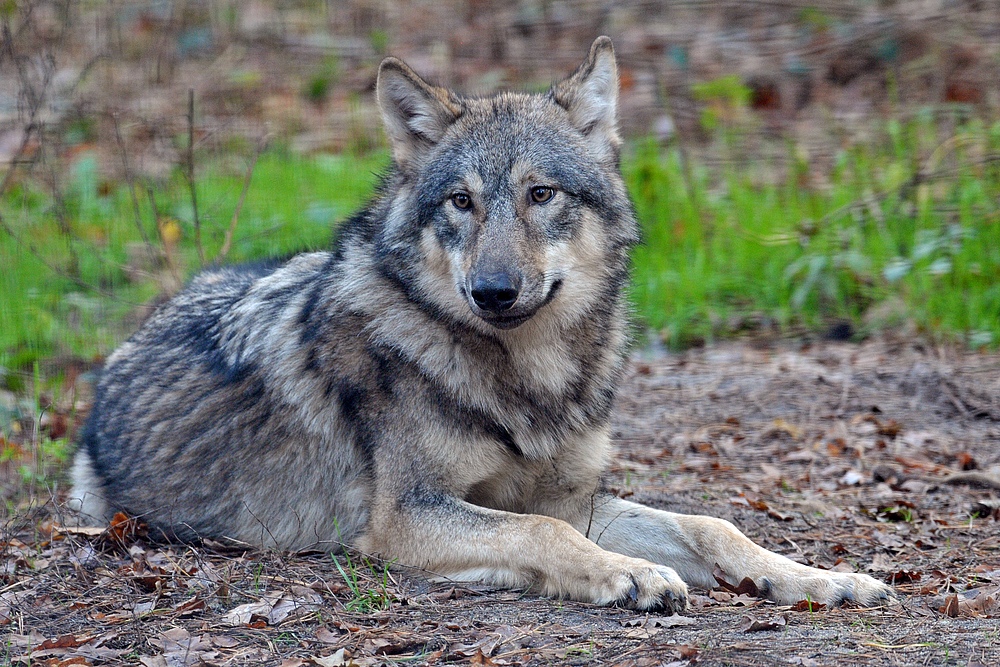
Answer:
[
  {"left": 112, "top": 112, "right": 156, "bottom": 251},
  {"left": 216, "top": 135, "right": 269, "bottom": 263},
  {"left": 186, "top": 88, "right": 204, "bottom": 265}
]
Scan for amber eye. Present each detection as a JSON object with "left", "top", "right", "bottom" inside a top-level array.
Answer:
[
  {"left": 530, "top": 186, "right": 554, "bottom": 204},
  {"left": 451, "top": 192, "right": 472, "bottom": 210}
]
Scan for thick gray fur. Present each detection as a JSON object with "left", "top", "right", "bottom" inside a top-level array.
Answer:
[{"left": 71, "top": 38, "right": 895, "bottom": 612}]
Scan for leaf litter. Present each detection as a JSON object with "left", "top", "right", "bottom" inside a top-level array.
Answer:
[{"left": 4, "top": 339, "right": 1000, "bottom": 666}]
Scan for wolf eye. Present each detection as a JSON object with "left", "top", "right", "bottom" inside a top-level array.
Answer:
[
  {"left": 451, "top": 192, "right": 472, "bottom": 210},
  {"left": 530, "top": 186, "right": 554, "bottom": 204}
]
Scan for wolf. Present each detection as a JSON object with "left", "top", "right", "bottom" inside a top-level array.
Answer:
[{"left": 70, "top": 37, "right": 894, "bottom": 613}]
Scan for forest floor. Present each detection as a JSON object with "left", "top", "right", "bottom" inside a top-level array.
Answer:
[{"left": 4, "top": 338, "right": 1000, "bottom": 667}]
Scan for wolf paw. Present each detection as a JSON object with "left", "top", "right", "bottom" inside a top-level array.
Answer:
[
  {"left": 608, "top": 561, "right": 689, "bottom": 613},
  {"left": 764, "top": 570, "right": 896, "bottom": 607}
]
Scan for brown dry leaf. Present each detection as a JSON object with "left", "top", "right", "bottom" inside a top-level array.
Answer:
[
  {"left": 316, "top": 627, "right": 342, "bottom": 644},
  {"left": 940, "top": 593, "right": 960, "bottom": 617},
  {"left": 103, "top": 512, "right": 148, "bottom": 548},
  {"left": 222, "top": 598, "right": 272, "bottom": 626},
  {"left": 714, "top": 569, "right": 761, "bottom": 598},
  {"left": 886, "top": 570, "right": 921, "bottom": 585},
  {"left": 470, "top": 648, "right": 497, "bottom": 666},
  {"left": 280, "top": 660, "right": 309, "bottom": 667},
  {"left": 54, "top": 658, "right": 92, "bottom": 667},
  {"left": 957, "top": 585, "right": 1000, "bottom": 617},
  {"left": 872, "top": 530, "right": 905, "bottom": 549},
  {"left": 147, "top": 627, "right": 217, "bottom": 667},
  {"left": 171, "top": 596, "right": 206, "bottom": 617},
  {"left": 37, "top": 635, "right": 93, "bottom": 650},
  {"left": 222, "top": 587, "right": 323, "bottom": 627},
  {"left": 767, "top": 508, "right": 794, "bottom": 521},
  {"left": 53, "top": 524, "right": 106, "bottom": 538},
  {"left": 740, "top": 614, "right": 788, "bottom": 632},
  {"left": 310, "top": 649, "right": 349, "bottom": 667},
  {"left": 268, "top": 586, "right": 323, "bottom": 624},
  {"left": 677, "top": 645, "right": 699, "bottom": 659},
  {"left": 209, "top": 635, "right": 239, "bottom": 648},
  {"left": 869, "top": 552, "right": 894, "bottom": 572},
  {"left": 789, "top": 599, "right": 826, "bottom": 612}
]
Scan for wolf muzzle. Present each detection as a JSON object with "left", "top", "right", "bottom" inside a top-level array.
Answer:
[{"left": 470, "top": 270, "right": 522, "bottom": 314}]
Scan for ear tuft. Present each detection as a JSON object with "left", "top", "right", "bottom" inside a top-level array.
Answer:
[
  {"left": 551, "top": 36, "right": 620, "bottom": 161},
  {"left": 377, "top": 58, "right": 462, "bottom": 167}
]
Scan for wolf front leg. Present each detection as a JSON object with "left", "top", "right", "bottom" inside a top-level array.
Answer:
[
  {"left": 576, "top": 495, "right": 894, "bottom": 607},
  {"left": 355, "top": 490, "right": 689, "bottom": 612}
]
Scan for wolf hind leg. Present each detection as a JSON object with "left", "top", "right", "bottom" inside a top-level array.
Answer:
[{"left": 567, "top": 495, "right": 895, "bottom": 607}]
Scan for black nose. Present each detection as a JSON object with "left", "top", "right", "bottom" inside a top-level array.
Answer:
[{"left": 470, "top": 272, "right": 521, "bottom": 313}]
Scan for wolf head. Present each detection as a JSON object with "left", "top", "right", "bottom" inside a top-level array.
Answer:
[{"left": 373, "top": 37, "right": 639, "bottom": 333}]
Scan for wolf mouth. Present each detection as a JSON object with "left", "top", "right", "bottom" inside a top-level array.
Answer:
[
  {"left": 481, "top": 312, "right": 533, "bottom": 329},
  {"left": 466, "top": 279, "right": 563, "bottom": 329}
]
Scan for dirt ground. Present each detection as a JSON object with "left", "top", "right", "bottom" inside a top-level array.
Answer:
[{"left": 4, "top": 338, "right": 1000, "bottom": 667}]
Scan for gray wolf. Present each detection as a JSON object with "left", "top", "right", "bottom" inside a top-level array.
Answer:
[{"left": 70, "top": 37, "right": 893, "bottom": 613}]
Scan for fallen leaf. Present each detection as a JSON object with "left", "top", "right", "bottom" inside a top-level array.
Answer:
[
  {"left": 316, "top": 627, "right": 342, "bottom": 644},
  {"left": 147, "top": 627, "right": 217, "bottom": 667},
  {"left": 38, "top": 635, "right": 92, "bottom": 650},
  {"left": 940, "top": 594, "right": 959, "bottom": 617},
  {"left": 222, "top": 599, "right": 273, "bottom": 626},
  {"left": 886, "top": 570, "right": 921, "bottom": 585},
  {"left": 789, "top": 600, "right": 826, "bottom": 612},
  {"left": 470, "top": 648, "right": 497, "bottom": 666},
  {"left": 103, "top": 512, "right": 148, "bottom": 548},
  {"left": 714, "top": 570, "right": 761, "bottom": 598},
  {"left": 311, "top": 649, "right": 350, "bottom": 667},
  {"left": 172, "top": 596, "right": 206, "bottom": 617},
  {"left": 740, "top": 614, "right": 787, "bottom": 632},
  {"left": 709, "top": 590, "right": 732, "bottom": 602},
  {"left": 957, "top": 585, "right": 1000, "bottom": 617},
  {"left": 267, "top": 586, "right": 323, "bottom": 624},
  {"left": 209, "top": 635, "right": 239, "bottom": 648}
]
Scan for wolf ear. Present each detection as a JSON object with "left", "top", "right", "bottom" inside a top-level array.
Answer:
[
  {"left": 551, "top": 36, "right": 620, "bottom": 161},
  {"left": 377, "top": 58, "right": 463, "bottom": 167}
]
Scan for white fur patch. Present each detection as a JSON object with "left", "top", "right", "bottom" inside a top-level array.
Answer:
[{"left": 67, "top": 450, "right": 111, "bottom": 526}]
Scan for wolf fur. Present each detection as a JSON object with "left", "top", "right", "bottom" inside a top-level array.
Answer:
[{"left": 70, "top": 37, "right": 893, "bottom": 612}]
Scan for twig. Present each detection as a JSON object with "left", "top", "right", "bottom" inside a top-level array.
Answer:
[
  {"left": 112, "top": 112, "right": 156, "bottom": 251},
  {"left": 186, "top": 88, "right": 204, "bottom": 265},
  {"left": 216, "top": 135, "right": 268, "bottom": 263}
]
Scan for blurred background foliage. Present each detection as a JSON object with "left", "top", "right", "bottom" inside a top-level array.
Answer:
[{"left": 2, "top": 1, "right": 1000, "bottom": 484}]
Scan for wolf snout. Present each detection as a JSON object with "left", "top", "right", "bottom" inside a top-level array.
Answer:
[{"left": 470, "top": 271, "right": 522, "bottom": 313}]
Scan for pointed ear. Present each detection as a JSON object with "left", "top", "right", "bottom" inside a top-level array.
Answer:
[
  {"left": 377, "top": 58, "right": 462, "bottom": 167},
  {"left": 551, "top": 36, "right": 620, "bottom": 161}
]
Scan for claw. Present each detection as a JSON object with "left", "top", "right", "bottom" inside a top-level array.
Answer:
[
  {"left": 628, "top": 575, "right": 639, "bottom": 603},
  {"left": 660, "top": 590, "right": 682, "bottom": 615}
]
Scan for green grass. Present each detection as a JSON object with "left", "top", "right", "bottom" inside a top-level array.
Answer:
[
  {"left": 0, "top": 149, "right": 386, "bottom": 374},
  {"left": 2, "top": 112, "right": 999, "bottom": 384},
  {"left": 627, "top": 115, "right": 1000, "bottom": 347}
]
